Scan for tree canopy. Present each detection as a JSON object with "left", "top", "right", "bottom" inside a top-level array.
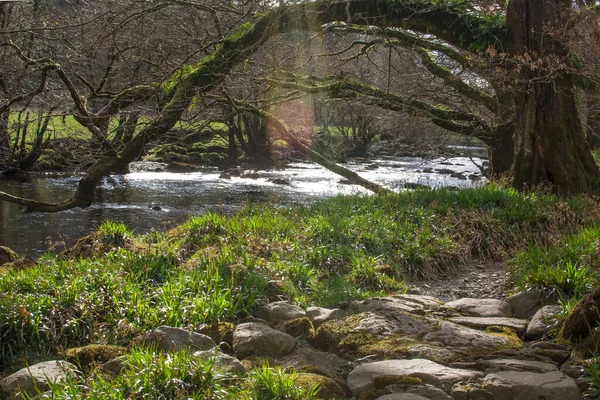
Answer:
[{"left": 1, "top": 0, "right": 600, "bottom": 211}]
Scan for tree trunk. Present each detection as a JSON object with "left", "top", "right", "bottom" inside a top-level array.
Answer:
[
  {"left": 507, "top": 0, "right": 600, "bottom": 194},
  {"left": 0, "top": 110, "right": 9, "bottom": 171},
  {"left": 486, "top": 122, "right": 515, "bottom": 175}
]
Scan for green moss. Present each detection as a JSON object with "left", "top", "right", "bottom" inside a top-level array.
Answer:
[
  {"left": 280, "top": 317, "right": 315, "bottom": 339},
  {"left": 293, "top": 373, "right": 346, "bottom": 400},
  {"left": 64, "top": 344, "right": 127, "bottom": 372},
  {"left": 486, "top": 326, "right": 523, "bottom": 350},
  {"left": 373, "top": 374, "right": 422, "bottom": 389}
]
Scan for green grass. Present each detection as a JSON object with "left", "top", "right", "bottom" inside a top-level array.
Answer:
[
  {"left": 1, "top": 186, "right": 599, "bottom": 394},
  {"left": 42, "top": 348, "right": 319, "bottom": 399},
  {"left": 510, "top": 226, "right": 600, "bottom": 299}
]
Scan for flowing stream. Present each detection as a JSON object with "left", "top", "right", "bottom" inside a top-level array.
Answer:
[{"left": 0, "top": 153, "right": 487, "bottom": 257}]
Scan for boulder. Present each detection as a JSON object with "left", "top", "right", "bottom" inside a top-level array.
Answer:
[
  {"left": 381, "top": 384, "right": 453, "bottom": 400},
  {"left": 165, "top": 162, "right": 199, "bottom": 172},
  {"left": 143, "top": 325, "right": 215, "bottom": 352},
  {"left": 448, "top": 317, "right": 528, "bottom": 337},
  {"left": 233, "top": 322, "right": 296, "bottom": 358},
  {"left": 442, "top": 298, "right": 511, "bottom": 317},
  {"left": 452, "top": 358, "right": 558, "bottom": 374},
  {"left": 306, "top": 306, "right": 346, "bottom": 328},
  {"left": 312, "top": 312, "right": 521, "bottom": 364},
  {"left": 255, "top": 301, "right": 306, "bottom": 322},
  {"left": 0, "top": 361, "right": 77, "bottom": 400},
  {"left": 347, "top": 295, "right": 443, "bottom": 315},
  {"left": 375, "top": 395, "right": 429, "bottom": 400},
  {"left": 346, "top": 359, "right": 483, "bottom": 396},
  {"left": 508, "top": 289, "right": 562, "bottom": 319},
  {"left": 525, "top": 305, "right": 561, "bottom": 340},
  {"left": 273, "top": 345, "right": 351, "bottom": 391},
  {"left": 480, "top": 371, "right": 580, "bottom": 400},
  {"left": 192, "top": 348, "right": 244, "bottom": 374}
]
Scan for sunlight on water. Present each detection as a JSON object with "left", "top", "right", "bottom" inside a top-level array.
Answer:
[{"left": 1, "top": 156, "right": 486, "bottom": 256}]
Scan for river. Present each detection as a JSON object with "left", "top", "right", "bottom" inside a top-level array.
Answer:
[{"left": 0, "top": 154, "right": 486, "bottom": 257}]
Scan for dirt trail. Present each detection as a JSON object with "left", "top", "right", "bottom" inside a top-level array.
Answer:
[{"left": 407, "top": 261, "right": 510, "bottom": 302}]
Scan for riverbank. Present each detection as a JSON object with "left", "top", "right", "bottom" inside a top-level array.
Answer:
[
  {"left": 1, "top": 186, "right": 600, "bottom": 398},
  {"left": 0, "top": 156, "right": 486, "bottom": 256}
]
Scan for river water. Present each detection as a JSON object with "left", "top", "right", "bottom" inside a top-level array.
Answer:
[{"left": 0, "top": 154, "right": 486, "bottom": 257}]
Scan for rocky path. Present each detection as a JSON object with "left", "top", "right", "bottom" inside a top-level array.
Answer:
[
  {"left": 0, "top": 290, "right": 586, "bottom": 400},
  {"left": 407, "top": 261, "right": 510, "bottom": 302}
]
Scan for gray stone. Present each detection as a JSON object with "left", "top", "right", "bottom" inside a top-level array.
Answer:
[
  {"left": 143, "top": 325, "right": 216, "bottom": 352},
  {"left": 192, "top": 348, "right": 244, "bottom": 374},
  {"left": 312, "top": 311, "right": 521, "bottom": 364},
  {"left": 255, "top": 301, "right": 306, "bottom": 322},
  {"left": 423, "top": 321, "right": 519, "bottom": 353},
  {"left": 442, "top": 298, "right": 511, "bottom": 317},
  {"left": 233, "top": 322, "right": 296, "bottom": 358},
  {"left": 346, "top": 359, "right": 483, "bottom": 396},
  {"left": 0, "top": 361, "right": 77, "bottom": 400},
  {"left": 525, "top": 305, "right": 562, "bottom": 340},
  {"left": 561, "top": 364, "right": 585, "bottom": 379},
  {"left": 98, "top": 356, "right": 128, "bottom": 375},
  {"left": 508, "top": 289, "right": 562, "bottom": 319},
  {"left": 306, "top": 307, "right": 346, "bottom": 328},
  {"left": 448, "top": 316, "right": 528, "bottom": 336},
  {"left": 384, "top": 384, "right": 453, "bottom": 400},
  {"left": 481, "top": 371, "right": 581, "bottom": 400},
  {"left": 453, "top": 358, "right": 558, "bottom": 374},
  {"left": 273, "top": 345, "right": 350, "bottom": 389},
  {"left": 349, "top": 295, "right": 443, "bottom": 315},
  {"left": 353, "top": 311, "right": 435, "bottom": 337},
  {"left": 376, "top": 395, "right": 429, "bottom": 400}
]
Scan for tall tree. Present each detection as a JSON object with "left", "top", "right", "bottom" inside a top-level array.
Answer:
[
  {"left": 0, "top": 0, "right": 599, "bottom": 212},
  {"left": 507, "top": 0, "right": 599, "bottom": 193}
]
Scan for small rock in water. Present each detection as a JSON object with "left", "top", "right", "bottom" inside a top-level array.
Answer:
[
  {"left": 270, "top": 178, "right": 291, "bottom": 185},
  {"left": 242, "top": 172, "right": 262, "bottom": 179},
  {"left": 149, "top": 205, "right": 162, "bottom": 211}
]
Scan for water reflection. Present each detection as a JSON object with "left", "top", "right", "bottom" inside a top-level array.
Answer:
[{"left": 0, "top": 156, "right": 485, "bottom": 256}]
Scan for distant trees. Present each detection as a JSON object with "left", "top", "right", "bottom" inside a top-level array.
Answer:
[{"left": 0, "top": 0, "right": 599, "bottom": 212}]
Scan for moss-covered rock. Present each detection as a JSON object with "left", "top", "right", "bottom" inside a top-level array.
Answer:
[
  {"left": 559, "top": 287, "right": 600, "bottom": 344},
  {"left": 0, "top": 246, "right": 18, "bottom": 265},
  {"left": 373, "top": 374, "right": 422, "bottom": 389},
  {"left": 240, "top": 355, "right": 278, "bottom": 371},
  {"left": 278, "top": 317, "right": 315, "bottom": 339},
  {"left": 310, "top": 311, "right": 522, "bottom": 363},
  {"left": 64, "top": 344, "right": 127, "bottom": 372},
  {"left": 293, "top": 372, "right": 346, "bottom": 400}
]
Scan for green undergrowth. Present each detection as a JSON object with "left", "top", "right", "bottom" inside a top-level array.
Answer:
[
  {"left": 1, "top": 186, "right": 598, "bottom": 376},
  {"left": 511, "top": 226, "right": 600, "bottom": 300},
  {"left": 44, "top": 348, "right": 319, "bottom": 399}
]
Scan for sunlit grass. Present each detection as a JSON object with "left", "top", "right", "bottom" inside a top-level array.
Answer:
[{"left": 0, "top": 186, "right": 598, "bottom": 374}]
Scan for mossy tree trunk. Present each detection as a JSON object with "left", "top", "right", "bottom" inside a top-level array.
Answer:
[
  {"left": 0, "top": 111, "right": 9, "bottom": 171},
  {"left": 507, "top": 0, "right": 600, "bottom": 193}
]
